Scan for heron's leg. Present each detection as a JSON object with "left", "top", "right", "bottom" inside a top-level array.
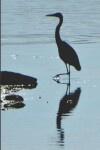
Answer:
[
  {"left": 66, "top": 82, "right": 70, "bottom": 94},
  {"left": 53, "top": 64, "right": 69, "bottom": 78},
  {"left": 68, "top": 65, "right": 70, "bottom": 85},
  {"left": 66, "top": 64, "right": 69, "bottom": 74},
  {"left": 69, "top": 65, "right": 70, "bottom": 75},
  {"left": 66, "top": 64, "right": 70, "bottom": 75},
  {"left": 53, "top": 73, "right": 67, "bottom": 79},
  {"left": 53, "top": 63, "right": 68, "bottom": 78},
  {"left": 66, "top": 84, "right": 69, "bottom": 94}
]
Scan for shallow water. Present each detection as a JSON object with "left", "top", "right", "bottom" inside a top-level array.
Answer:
[{"left": 1, "top": 0, "right": 100, "bottom": 150}]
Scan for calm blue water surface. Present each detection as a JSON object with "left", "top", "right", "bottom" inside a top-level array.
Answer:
[{"left": 1, "top": 0, "right": 100, "bottom": 150}]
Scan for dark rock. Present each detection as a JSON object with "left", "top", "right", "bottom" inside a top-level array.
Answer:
[
  {"left": 4, "top": 102, "right": 25, "bottom": 109},
  {"left": 0, "top": 71, "right": 38, "bottom": 88},
  {"left": 4, "top": 94, "right": 24, "bottom": 102}
]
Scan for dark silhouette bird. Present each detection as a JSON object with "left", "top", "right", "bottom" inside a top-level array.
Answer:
[{"left": 46, "top": 12, "right": 81, "bottom": 81}]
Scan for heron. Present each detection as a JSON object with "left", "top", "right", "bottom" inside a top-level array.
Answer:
[{"left": 46, "top": 12, "right": 81, "bottom": 82}]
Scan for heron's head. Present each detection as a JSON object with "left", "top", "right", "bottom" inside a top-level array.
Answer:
[{"left": 46, "top": 12, "right": 63, "bottom": 19}]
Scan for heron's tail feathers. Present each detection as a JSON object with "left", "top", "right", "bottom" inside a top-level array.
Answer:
[{"left": 75, "top": 64, "right": 81, "bottom": 71}]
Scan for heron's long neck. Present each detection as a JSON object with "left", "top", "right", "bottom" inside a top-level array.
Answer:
[{"left": 55, "top": 17, "right": 63, "bottom": 45}]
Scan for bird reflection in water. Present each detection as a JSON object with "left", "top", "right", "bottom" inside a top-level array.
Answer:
[{"left": 55, "top": 79, "right": 81, "bottom": 146}]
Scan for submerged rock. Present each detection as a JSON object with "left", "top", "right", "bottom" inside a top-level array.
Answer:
[
  {"left": 4, "top": 94, "right": 24, "bottom": 102},
  {"left": 4, "top": 102, "right": 25, "bottom": 110},
  {"left": 1, "top": 94, "right": 25, "bottom": 111}
]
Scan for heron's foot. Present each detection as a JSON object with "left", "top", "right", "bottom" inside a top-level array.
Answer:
[
  {"left": 53, "top": 74, "right": 60, "bottom": 80},
  {"left": 66, "top": 72, "right": 70, "bottom": 75},
  {"left": 53, "top": 74, "right": 61, "bottom": 83},
  {"left": 67, "top": 82, "right": 70, "bottom": 86}
]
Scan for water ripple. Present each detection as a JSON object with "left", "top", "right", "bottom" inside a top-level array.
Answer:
[{"left": 1, "top": 32, "right": 100, "bottom": 45}]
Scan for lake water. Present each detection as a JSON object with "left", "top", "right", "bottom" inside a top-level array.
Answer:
[{"left": 1, "top": 0, "right": 100, "bottom": 150}]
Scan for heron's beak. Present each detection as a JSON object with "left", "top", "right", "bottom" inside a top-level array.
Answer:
[{"left": 46, "top": 14, "right": 56, "bottom": 17}]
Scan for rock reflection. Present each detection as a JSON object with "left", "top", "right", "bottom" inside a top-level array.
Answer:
[
  {"left": 55, "top": 79, "right": 81, "bottom": 146},
  {"left": 1, "top": 94, "right": 25, "bottom": 111}
]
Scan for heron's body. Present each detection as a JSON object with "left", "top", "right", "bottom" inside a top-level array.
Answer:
[
  {"left": 47, "top": 12, "right": 81, "bottom": 76},
  {"left": 57, "top": 40, "right": 81, "bottom": 71}
]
